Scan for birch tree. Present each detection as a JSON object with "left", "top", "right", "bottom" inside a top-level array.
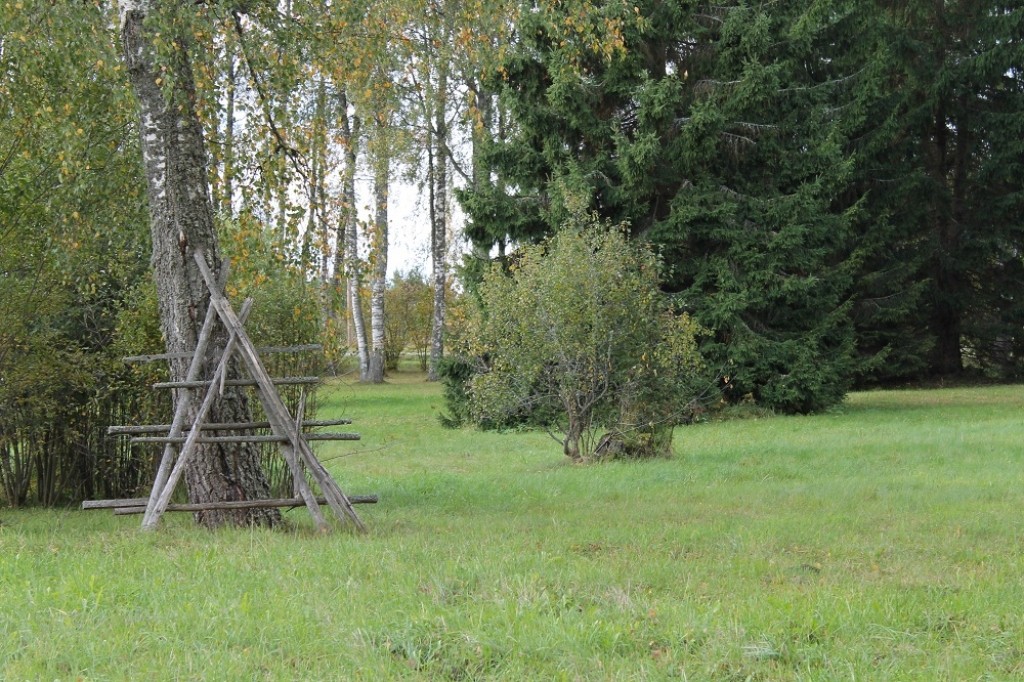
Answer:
[
  {"left": 119, "top": 0, "right": 279, "bottom": 527},
  {"left": 391, "top": 0, "right": 516, "bottom": 380},
  {"left": 367, "top": 131, "right": 390, "bottom": 382}
]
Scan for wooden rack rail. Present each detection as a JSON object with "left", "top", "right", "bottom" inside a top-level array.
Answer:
[{"left": 107, "top": 419, "right": 353, "bottom": 435}]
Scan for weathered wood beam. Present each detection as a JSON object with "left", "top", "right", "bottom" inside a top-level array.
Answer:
[
  {"left": 194, "top": 250, "right": 365, "bottom": 532},
  {"left": 123, "top": 343, "right": 322, "bottom": 363},
  {"left": 82, "top": 495, "right": 378, "bottom": 513},
  {"left": 83, "top": 497, "right": 153, "bottom": 510},
  {"left": 142, "top": 295, "right": 259, "bottom": 530},
  {"left": 130, "top": 433, "right": 360, "bottom": 444},
  {"left": 152, "top": 376, "right": 320, "bottom": 389},
  {"left": 142, "top": 289, "right": 245, "bottom": 523},
  {"left": 107, "top": 419, "right": 353, "bottom": 435}
]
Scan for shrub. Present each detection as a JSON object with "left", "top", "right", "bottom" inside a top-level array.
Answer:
[{"left": 465, "top": 217, "right": 706, "bottom": 461}]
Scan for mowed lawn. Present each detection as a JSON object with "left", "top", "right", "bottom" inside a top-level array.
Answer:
[{"left": 1, "top": 375, "right": 1022, "bottom": 680}]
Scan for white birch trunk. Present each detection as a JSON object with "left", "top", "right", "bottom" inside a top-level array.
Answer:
[
  {"left": 346, "top": 213, "right": 370, "bottom": 382},
  {"left": 336, "top": 90, "right": 370, "bottom": 380},
  {"left": 367, "top": 147, "right": 389, "bottom": 383},
  {"left": 428, "top": 71, "right": 448, "bottom": 382},
  {"left": 221, "top": 55, "right": 236, "bottom": 218}
]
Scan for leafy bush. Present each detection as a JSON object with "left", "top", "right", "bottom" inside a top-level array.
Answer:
[
  {"left": 464, "top": 218, "right": 706, "bottom": 461},
  {"left": 384, "top": 270, "right": 434, "bottom": 372}
]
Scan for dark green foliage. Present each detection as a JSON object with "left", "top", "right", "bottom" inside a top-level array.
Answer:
[
  {"left": 848, "top": 1, "right": 1024, "bottom": 382},
  {"left": 461, "top": 0, "right": 1024, "bottom": 398},
  {"left": 462, "top": 1, "right": 864, "bottom": 412},
  {"left": 436, "top": 356, "right": 478, "bottom": 429}
]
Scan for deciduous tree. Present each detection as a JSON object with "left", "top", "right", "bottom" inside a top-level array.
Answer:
[{"left": 119, "top": 0, "right": 279, "bottom": 526}]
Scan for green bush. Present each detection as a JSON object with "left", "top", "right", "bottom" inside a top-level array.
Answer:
[
  {"left": 464, "top": 217, "right": 706, "bottom": 461},
  {"left": 384, "top": 270, "right": 433, "bottom": 372}
]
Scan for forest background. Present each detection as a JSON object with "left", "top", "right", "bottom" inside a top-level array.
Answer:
[{"left": 1, "top": 0, "right": 1021, "bottom": 507}]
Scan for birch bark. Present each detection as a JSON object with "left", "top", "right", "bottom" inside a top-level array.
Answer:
[
  {"left": 428, "top": 71, "right": 448, "bottom": 382},
  {"left": 120, "top": 1, "right": 279, "bottom": 527},
  {"left": 336, "top": 91, "right": 370, "bottom": 380},
  {"left": 367, "top": 146, "right": 389, "bottom": 383}
]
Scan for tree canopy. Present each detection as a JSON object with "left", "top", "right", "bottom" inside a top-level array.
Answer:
[
  {"left": 460, "top": 0, "right": 1024, "bottom": 410},
  {"left": 2, "top": 0, "right": 1022, "bottom": 505}
]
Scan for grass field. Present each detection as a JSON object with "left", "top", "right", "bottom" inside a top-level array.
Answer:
[{"left": 1, "top": 373, "right": 1022, "bottom": 680}]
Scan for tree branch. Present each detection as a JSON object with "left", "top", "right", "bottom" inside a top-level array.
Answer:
[{"left": 230, "top": 10, "right": 312, "bottom": 188}]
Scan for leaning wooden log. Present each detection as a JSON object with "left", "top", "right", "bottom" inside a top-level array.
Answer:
[
  {"left": 130, "top": 433, "right": 361, "bottom": 444},
  {"left": 122, "top": 343, "right": 322, "bottom": 363},
  {"left": 152, "top": 376, "right": 320, "bottom": 390},
  {"left": 142, "top": 298, "right": 264, "bottom": 530},
  {"left": 107, "top": 419, "right": 353, "bottom": 435},
  {"left": 141, "top": 296, "right": 253, "bottom": 526},
  {"left": 109, "top": 495, "right": 378, "bottom": 515}
]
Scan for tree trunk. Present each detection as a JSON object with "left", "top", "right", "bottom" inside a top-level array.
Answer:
[
  {"left": 346, "top": 207, "right": 370, "bottom": 382},
  {"left": 120, "top": 1, "right": 279, "bottom": 528},
  {"left": 428, "top": 70, "right": 448, "bottom": 382},
  {"left": 337, "top": 89, "right": 370, "bottom": 380},
  {"left": 367, "top": 138, "right": 389, "bottom": 383},
  {"left": 221, "top": 55, "right": 236, "bottom": 218},
  {"left": 927, "top": 107, "right": 964, "bottom": 376}
]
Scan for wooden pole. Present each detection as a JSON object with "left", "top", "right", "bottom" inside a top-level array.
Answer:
[
  {"left": 293, "top": 389, "right": 307, "bottom": 497},
  {"left": 152, "top": 377, "right": 320, "bottom": 390},
  {"left": 108, "top": 495, "right": 377, "bottom": 515},
  {"left": 122, "top": 344, "right": 322, "bottom": 363},
  {"left": 107, "top": 419, "right": 353, "bottom": 435},
  {"left": 130, "top": 433, "right": 360, "bottom": 444},
  {"left": 143, "top": 289, "right": 223, "bottom": 521},
  {"left": 84, "top": 495, "right": 376, "bottom": 510}
]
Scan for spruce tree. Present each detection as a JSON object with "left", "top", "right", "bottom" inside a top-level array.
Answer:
[
  {"left": 850, "top": 1, "right": 1024, "bottom": 380},
  {"left": 462, "top": 1, "right": 866, "bottom": 412}
]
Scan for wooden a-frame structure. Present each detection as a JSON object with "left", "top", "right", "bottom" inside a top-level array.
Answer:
[{"left": 84, "top": 250, "right": 369, "bottom": 532}]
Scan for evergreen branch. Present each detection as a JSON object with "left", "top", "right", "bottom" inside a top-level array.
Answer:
[
  {"left": 777, "top": 69, "right": 865, "bottom": 93},
  {"left": 720, "top": 131, "right": 756, "bottom": 148},
  {"left": 731, "top": 121, "right": 778, "bottom": 134}
]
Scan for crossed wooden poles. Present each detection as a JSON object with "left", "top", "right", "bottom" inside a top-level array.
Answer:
[{"left": 85, "top": 250, "right": 367, "bottom": 532}]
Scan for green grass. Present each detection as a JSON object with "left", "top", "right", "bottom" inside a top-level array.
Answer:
[{"left": 2, "top": 374, "right": 1023, "bottom": 680}]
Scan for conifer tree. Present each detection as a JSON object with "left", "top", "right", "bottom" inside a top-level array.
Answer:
[
  {"left": 462, "top": 1, "right": 866, "bottom": 412},
  {"left": 850, "top": 1, "right": 1024, "bottom": 380}
]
